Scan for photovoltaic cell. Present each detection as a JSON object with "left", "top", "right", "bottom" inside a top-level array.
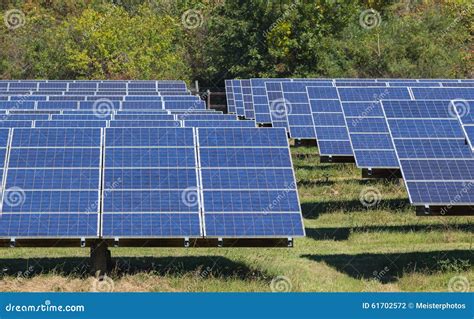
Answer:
[
  {"left": 198, "top": 128, "right": 304, "bottom": 237},
  {"left": 382, "top": 100, "right": 474, "bottom": 206}
]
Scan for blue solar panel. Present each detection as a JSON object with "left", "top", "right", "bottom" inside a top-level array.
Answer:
[
  {"left": 412, "top": 87, "right": 474, "bottom": 100},
  {"left": 306, "top": 87, "right": 352, "bottom": 156},
  {"left": 52, "top": 114, "right": 113, "bottom": 120},
  {"left": 382, "top": 100, "right": 473, "bottom": 206},
  {"left": 114, "top": 114, "right": 174, "bottom": 120},
  {"left": 241, "top": 79, "right": 255, "bottom": 119},
  {"left": 35, "top": 121, "right": 107, "bottom": 128},
  {"left": 105, "top": 148, "right": 195, "bottom": 167},
  {"left": 0, "top": 101, "right": 35, "bottom": 109},
  {"left": 164, "top": 101, "right": 206, "bottom": 110},
  {"left": 102, "top": 127, "right": 201, "bottom": 238},
  {"left": 232, "top": 80, "right": 245, "bottom": 116},
  {"left": 205, "top": 213, "right": 303, "bottom": 237},
  {"left": 1, "top": 128, "right": 101, "bottom": 238},
  {"left": 12, "top": 128, "right": 101, "bottom": 146},
  {"left": 110, "top": 121, "right": 181, "bottom": 128},
  {"left": 102, "top": 214, "right": 200, "bottom": 237},
  {"left": 0, "top": 214, "right": 98, "bottom": 237},
  {"left": 105, "top": 127, "right": 193, "bottom": 147},
  {"left": 198, "top": 127, "right": 304, "bottom": 237},
  {"left": 338, "top": 87, "right": 411, "bottom": 101},
  {"left": 463, "top": 126, "right": 474, "bottom": 151},
  {"left": 198, "top": 127, "right": 288, "bottom": 147},
  {"left": 225, "top": 80, "right": 236, "bottom": 113},
  {"left": 341, "top": 101, "right": 398, "bottom": 168},
  {"left": 265, "top": 82, "right": 290, "bottom": 131},
  {"left": 176, "top": 114, "right": 236, "bottom": 120},
  {"left": 38, "top": 101, "right": 79, "bottom": 109},
  {"left": 183, "top": 120, "right": 255, "bottom": 128}
]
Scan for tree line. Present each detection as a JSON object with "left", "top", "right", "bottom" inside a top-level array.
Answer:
[{"left": 1, "top": 0, "right": 472, "bottom": 87}]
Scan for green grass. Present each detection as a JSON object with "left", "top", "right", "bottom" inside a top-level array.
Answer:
[{"left": 0, "top": 146, "right": 472, "bottom": 292}]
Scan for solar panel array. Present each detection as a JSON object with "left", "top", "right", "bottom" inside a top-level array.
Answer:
[
  {"left": 225, "top": 78, "right": 474, "bottom": 213},
  {"left": 0, "top": 80, "right": 304, "bottom": 241}
]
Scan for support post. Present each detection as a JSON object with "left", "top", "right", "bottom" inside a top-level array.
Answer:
[{"left": 90, "top": 240, "right": 112, "bottom": 275}]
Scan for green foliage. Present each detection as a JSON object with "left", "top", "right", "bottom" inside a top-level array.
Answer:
[{"left": 0, "top": 0, "right": 471, "bottom": 83}]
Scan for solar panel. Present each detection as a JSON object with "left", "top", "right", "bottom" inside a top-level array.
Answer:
[
  {"left": 0, "top": 128, "right": 101, "bottom": 238},
  {"left": 232, "top": 80, "right": 245, "bottom": 116},
  {"left": 265, "top": 82, "right": 290, "bottom": 130},
  {"left": 412, "top": 87, "right": 474, "bottom": 100},
  {"left": 249, "top": 79, "right": 293, "bottom": 124},
  {"left": 102, "top": 128, "right": 201, "bottom": 238},
  {"left": 342, "top": 102, "right": 398, "bottom": 168},
  {"left": 241, "top": 80, "right": 255, "bottom": 119},
  {"left": 338, "top": 87, "right": 412, "bottom": 102},
  {"left": 109, "top": 121, "right": 181, "bottom": 128},
  {"left": 306, "top": 87, "right": 352, "bottom": 156},
  {"left": 281, "top": 82, "right": 318, "bottom": 139},
  {"left": 452, "top": 100, "right": 474, "bottom": 151},
  {"left": 225, "top": 80, "right": 236, "bottom": 114},
  {"left": 198, "top": 128, "right": 304, "bottom": 237},
  {"left": 35, "top": 121, "right": 107, "bottom": 128},
  {"left": 183, "top": 120, "right": 256, "bottom": 128},
  {"left": 381, "top": 100, "right": 474, "bottom": 206}
]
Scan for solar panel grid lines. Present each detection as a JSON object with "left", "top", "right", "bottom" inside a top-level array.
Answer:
[
  {"left": 380, "top": 99, "right": 474, "bottom": 206},
  {"left": 306, "top": 86, "right": 352, "bottom": 156},
  {"left": 0, "top": 128, "right": 102, "bottom": 238},
  {"left": 241, "top": 79, "right": 255, "bottom": 119},
  {"left": 232, "top": 80, "right": 246, "bottom": 117},
  {"left": 451, "top": 99, "right": 474, "bottom": 151},
  {"left": 101, "top": 127, "right": 202, "bottom": 238},
  {"left": 197, "top": 127, "right": 304, "bottom": 238}
]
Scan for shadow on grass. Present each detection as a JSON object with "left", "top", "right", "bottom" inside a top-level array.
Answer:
[
  {"left": 301, "top": 198, "right": 410, "bottom": 219},
  {"left": 0, "top": 256, "right": 268, "bottom": 281},
  {"left": 302, "top": 250, "right": 473, "bottom": 284},
  {"left": 305, "top": 223, "right": 474, "bottom": 241}
]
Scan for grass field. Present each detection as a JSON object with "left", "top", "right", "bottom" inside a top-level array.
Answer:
[{"left": 0, "top": 146, "right": 472, "bottom": 292}]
